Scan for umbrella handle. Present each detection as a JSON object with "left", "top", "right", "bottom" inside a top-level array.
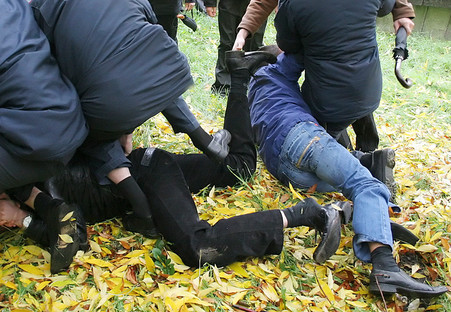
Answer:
[{"left": 393, "top": 27, "right": 413, "bottom": 88}]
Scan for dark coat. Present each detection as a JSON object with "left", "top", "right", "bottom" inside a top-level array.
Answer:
[
  {"left": 275, "top": 0, "right": 383, "bottom": 124},
  {"left": 0, "top": 0, "right": 87, "bottom": 161},
  {"left": 30, "top": 0, "right": 193, "bottom": 137}
]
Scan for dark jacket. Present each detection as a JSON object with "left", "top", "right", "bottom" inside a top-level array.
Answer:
[
  {"left": 0, "top": 0, "right": 87, "bottom": 161},
  {"left": 275, "top": 0, "right": 383, "bottom": 125},
  {"left": 30, "top": 0, "right": 193, "bottom": 136}
]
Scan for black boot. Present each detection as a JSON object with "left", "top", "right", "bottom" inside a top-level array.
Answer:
[
  {"left": 359, "top": 148, "right": 397, "bottom": 202},
  {"left": 24, "top": 213, "right": 50, "bottom": 247},
  {"left": 225, "top": 50, "right": 277, "bottom": 74},
  {"left": 34, "top": 193, "right": 86, "bottom": 273},
  {"left": 370, "top": 269, "right": 449, "bottom": 298},
  {"left": 205, "top": 129, "right": 232, "bottom": 162},
  {"left": 47, "top": 202, "right": 85, "bottom": 274},
  {"left": 188, "top": 127, "right": 232, "bottom": 163},
  {"left": 283, "top": 198, "right": 342, "bottom": 263},
  {"left": 369, "top": 245, "right": 448, "bottom": 298}
]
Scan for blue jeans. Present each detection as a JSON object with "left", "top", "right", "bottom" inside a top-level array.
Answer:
[{"left": 276, "top": 121, "right": 393, "bottom": 262}]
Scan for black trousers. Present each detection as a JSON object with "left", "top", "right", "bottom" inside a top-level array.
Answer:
[
  {"left": 214, "top": 9, "right": 267, "bottom": 87},
  {"left": 50, "top": 92, "right": 284, "bottom": 267},
  {"left": 155, "top": 14, "right": 179, "bottom": 42}
]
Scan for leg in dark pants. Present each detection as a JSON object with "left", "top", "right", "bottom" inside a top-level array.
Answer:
[
  {"left": 130, "top": 148, "right": 284, "bottom": 267},
  {"left": 172, "top": 91, "right": 256, "bottom": 192},
  {"left": 352, "top": 113, "right": 379, "bottom": 152},
  {"left": 213, "top": 8, "right": 267, "bottom": 90},
  {"left": 154, "top": 14, "right": 179, "bottom": 43}
]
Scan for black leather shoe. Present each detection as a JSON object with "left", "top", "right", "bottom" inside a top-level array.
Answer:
[
  {"left": 370, "top": 268, "right": 449, "bottom": 298},
  {"left": 225, "top": 50, "right": 277, "bottom": 74},
  {"left": 48, "top": 202, "right": 85, "bottom": 274},
  {"left": 313, "top": 203, "right": 342, "bottom": 263},
  {"left": 211, "top": 82, "right": 229, "bottom": 97},
  {"left": 122, "top": 213, "right": 159, "bottom": 238},
  {"left": 206, "top": 129, "right": 231, "bottom": 162}
]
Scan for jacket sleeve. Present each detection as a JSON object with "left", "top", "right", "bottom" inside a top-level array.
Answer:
[
  {"left": 392, "top": 0, "right": 415, "bottom": 21},
  {"left": 274, "top": 0, "right": 302, "bottom": 54},
  {"left": 238, "top": 0, "right": 278, "bottom": 36}
]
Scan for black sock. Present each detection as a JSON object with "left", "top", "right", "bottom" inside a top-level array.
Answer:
[
  {"left": 230, "top": 69, "right": 250, "bottom": 94},
  {"left": 371, "top": 245, "right": 400, "bottom": 272},
  {"left": 7, "top": 183, "right": 34, "bottom": 203},
  {"left": 188, "top": 126, "right": 212, "bottom": 151},
  {"left": 282, "top": 198, "right": 325, "bottom": 228},
  {"left": 116, "top": 176, "right": 152, "bottom": 220},
  {"left": 34, "top": 192, "right": 63, "bottom": 217}
]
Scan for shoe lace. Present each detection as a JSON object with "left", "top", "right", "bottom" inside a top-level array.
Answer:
[{"left": 374, "top": 274, "right": 389, "bottom": 312}]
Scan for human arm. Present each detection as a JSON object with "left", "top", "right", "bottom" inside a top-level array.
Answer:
[
  {"left": 120, "top": 134, "right": 133, "bottom": 156},
  {"left": 234, "top": 0, "right": 278, "bottom": 50},
  {"left": 392, "top": 0, "right": 415, "bottom": 35},
  {"left": 184, "top": 0, "right": 195, "bottom": 11}
]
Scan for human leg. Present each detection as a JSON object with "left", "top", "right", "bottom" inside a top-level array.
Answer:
[
  {"left": 172, "top": 50, "right": 276, "bottom": 192},
  {"left": 129, "top": 148, "right": 285, "bottom": 266},
  {"left": 277, "top": 121, "right": 393, "bottom": 261},
  {"left": 154, "top": 13, "right": 179, "bottom": 42},
  {"left": 6, "top": 185, "right": 87, "bottom": 273},
  {"left": 278, "top": 122, "right": 448, "bottom": 298},
  {"left": 212, "top": 9, "right": 239, "bottom": 94},
  {"left": 162, "top": 96, "right": 231, "bottom": 162},
  {"left": 243, "top": 20, "right": 267, "bottom": 52}
]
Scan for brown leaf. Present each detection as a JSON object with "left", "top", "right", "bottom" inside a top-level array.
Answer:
[{"left": 126, "top": 265, "right": 139, "bottom": 285}]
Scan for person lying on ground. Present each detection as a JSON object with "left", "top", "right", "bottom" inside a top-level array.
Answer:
[
  {"left": 28, "top": 0, "right": 231, "bottom": 230},
  {"left": 246, "top": 0, "right": 447, "bottom": 299}
]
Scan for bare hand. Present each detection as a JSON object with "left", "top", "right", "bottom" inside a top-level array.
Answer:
[
  {"left": 185, "top": 2, "right": 195, "bottom": 11},
  {"left": 206, "top": 7, "right": 216, "bottom": 17},
  {"left": 233, "top": 29, "right": 251, "bottom": 51},
  {"left": 119, "top": 134, "right": 133, "bottom": 156},
  {"left": 394, "top": 17, "right": 415, "bottom": 36},
  {"left": 0, "top": 197, "right": 27, "bottom": 228}
]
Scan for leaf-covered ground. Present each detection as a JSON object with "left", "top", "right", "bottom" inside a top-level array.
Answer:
[{"left": 1, "top": 13, "right": 450, "bottom": 312}]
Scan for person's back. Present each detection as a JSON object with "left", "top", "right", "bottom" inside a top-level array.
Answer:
[
  {"left": 275, "top": 0, "right": 383, "bottom": 126},
  {"left": 1, "top": 0, "right": 87, "bottom": 164},
  {"left": 30, "top": 0, "right": 193, "bottom": 135}
]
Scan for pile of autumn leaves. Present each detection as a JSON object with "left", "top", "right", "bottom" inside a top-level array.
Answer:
[{"left": 0, "top": 108, "right": 450, "bottom": 312}]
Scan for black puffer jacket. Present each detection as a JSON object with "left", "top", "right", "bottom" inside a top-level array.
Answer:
[{"left": 275, "top": 0, "right": 383, "bottom": 124}]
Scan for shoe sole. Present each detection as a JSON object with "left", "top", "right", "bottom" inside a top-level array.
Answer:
[
  {"left": 313, "top": 208, "right": 341, "bottom": 263},
  {"left": 369, "top": 283, "right": 448, "bottom": 298},
  {"left": 50, "top": 203, "right": 81, "bottom": 273}
]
